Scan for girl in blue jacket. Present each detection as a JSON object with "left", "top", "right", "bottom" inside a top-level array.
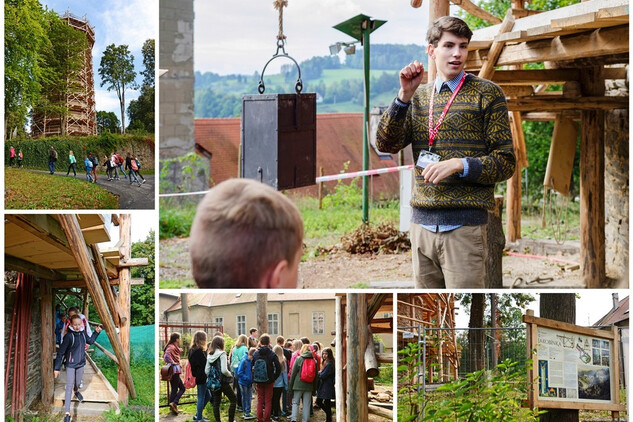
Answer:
[
  {"left": 54, "top": 315, "right": 102, "bottom": 422},
  {"left": 237, "top": 348, "right": 256, "bottom": 419}
]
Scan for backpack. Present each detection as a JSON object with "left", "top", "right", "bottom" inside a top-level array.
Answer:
[
  {"left": 206, "top": 358, "right": 222, "bottom": 391},
  {"left": 85, "top": 158, "right": 93, "bottom": 169},
  {"left": 135, "top": 158, "right": 141, "bottom": 169},
  {"left": 91, "top": 156, "right": 99, "bottom": 167},
  {"left": 61, "top": 331, "right": 82, "bottom": 367},
  {"left": 253, "top": 355, "right": 271, "bottom": 384},
  {"left": 131, "top": 159, "right": 138, "bottom": 171},
  {"left": 183, "top": 360, "right": 196, "bottom": 389},
  {"left": 300, "top": 356, "right": 317, "bottom": 383},
  {"left": 115, "top": 154, "right": 124, "bottom": 165}
]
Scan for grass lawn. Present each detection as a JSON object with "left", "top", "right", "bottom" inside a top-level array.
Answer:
[
  {"left": 5, "top": 168, "right": 118, "bottom": 209},
  {"left": 92, "top": 355, "right": 155, "bottom": 406}
]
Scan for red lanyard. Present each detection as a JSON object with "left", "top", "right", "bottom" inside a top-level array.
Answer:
[{"left": 428, "top": 72, "right": 467, "bottom": 149}]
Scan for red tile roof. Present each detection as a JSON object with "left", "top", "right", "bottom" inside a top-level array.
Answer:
[
  {"left": 593, "top": 295, "right": 629, "bottom": 327},
  {"left": 194, "top": 113, "right": 413, "bottom": 198}
]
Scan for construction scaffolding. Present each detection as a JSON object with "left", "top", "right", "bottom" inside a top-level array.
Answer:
[{"left": 31, "top": 11, "right": 97, "bottom": 137}]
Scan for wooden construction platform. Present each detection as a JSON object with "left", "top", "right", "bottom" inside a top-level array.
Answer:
[{"left": 53, "top": 355, "right": 119, "bottom": 417}]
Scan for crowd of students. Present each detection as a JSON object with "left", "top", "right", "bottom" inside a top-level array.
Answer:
[{"left": 163, "top": 329, "right": 335, "bottom": 422}]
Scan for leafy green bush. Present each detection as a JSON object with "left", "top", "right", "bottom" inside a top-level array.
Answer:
[
  {"left": 159, "top": 200, "right": 197, "bottom": 239},
  {"left": 103, "top": 406, "right": 154, "bottom": 422}
]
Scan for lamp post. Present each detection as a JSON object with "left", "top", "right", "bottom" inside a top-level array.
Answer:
[{"left": 331, "top": 14, "right": 386, "bottom": 225}]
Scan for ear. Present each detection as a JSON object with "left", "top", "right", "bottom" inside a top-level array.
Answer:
[
  {"left": 427, "top": 44, "right": 435, "bottom": 59},
  {"left": 263, "top": 260, "right": 289, "bottom": 289}
]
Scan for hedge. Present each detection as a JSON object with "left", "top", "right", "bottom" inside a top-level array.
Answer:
[{"left": 5, "top": 133, "right": 155, "bottom": 170}]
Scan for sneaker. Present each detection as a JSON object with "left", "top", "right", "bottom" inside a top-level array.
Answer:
[
  {"left": 79, "top": 382, "right": 83, "bottom": 389},
  {"left": 74, "top": 391, "right": 83, "bottom": 402},
  {"left": 192, "top": 417, "right": 209, "bottom": 422},
  {"left": 243, "top": 414, "right": 255, "bottom": 420},
  {"left": 64, "top": 414, "right": 72, "bottom": 422},
  {"left": 141, "top": 179, "right": 146, "bottom": 184},
  {"left": 169, "top": 402, "right": 179, "bottom": 415}
]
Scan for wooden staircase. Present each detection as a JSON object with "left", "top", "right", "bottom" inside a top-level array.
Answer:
[{"left": 53, "top": 354, "right": 120, "bottom": 417}]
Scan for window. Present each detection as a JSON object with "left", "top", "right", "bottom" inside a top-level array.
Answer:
[
  {"left": 312, "top": 312, "right": 325, "bottom": 335},
  {"left": 383, "top": 312, "right": 393, "bottom": 318},
  {"left": 237, "top": 315, "right": 246, "bottom": 336},
  {"left": 214, "top": 317, "right": 224, "bottom": 328},
  {"left": 268, "top": 313, "right": 279, "bottom": 335}
]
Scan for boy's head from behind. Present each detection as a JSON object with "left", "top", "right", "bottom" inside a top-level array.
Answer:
[{"left": 190, "top": 178, "right": 304, "bottom": 289}]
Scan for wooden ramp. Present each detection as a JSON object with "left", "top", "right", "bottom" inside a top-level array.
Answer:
[{"left": 53, "top": 354, "right": 119, "bottom": 417}]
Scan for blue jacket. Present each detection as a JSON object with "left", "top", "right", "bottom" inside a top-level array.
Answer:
[
  {"left": 317, "top": 361, "right": 335, "bottom": 400},
  {"left": 84, "top": 157, "right": 93, "bottom": 169},
  {"left": 54, "top": 328, "right": 100, "bottom": 370},
  {"left": 274, "top": 367, "right": 288, "bottom": 389},
  {"left": 237, "top": 355, "right": 252, "bottom": 386}
]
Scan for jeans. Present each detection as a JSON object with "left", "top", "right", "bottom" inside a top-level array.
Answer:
[
  {"left": 196, "top": 383, "right": 212, "bottom": 420},
  {"left": 66, "top": 163, "right": 76, "bottom": 176},
  {"left": 128, "top": 169, "right": 141, "bottom": 185},
  {"left": 169, "top": 373, "right": 186, "bottom": 405},
  {"left": 256, "top": 383, "right": 274, "bottom": 422},
  {"left": 316, "top": 398, "right": 332, "bottom": 422},
  {"left": 234, "top": 377, "right": 242, "bottom": 408},
  {"left": 213, "top": 382, "right": 236, "bottom": 422},
  {"left": 48, "top": 161, "right": 56, "bottom": 174},
  {"left": 240, "top": 383, "right": 252, "bottom": 415},
  {"left": 86, "top": 169, "right": 93, "bottom": 182},
  {"left": 272, "top": 387, "right": 284, "bottom": 417},
  {"left": 292, "top": 390, "right": 312, "bottom": 422},
  {"left": 117, "top": 164, "right": 127, "bottom": 178},
  {"left": 65, "top": 365, "right": 85, "bottom": 413}
]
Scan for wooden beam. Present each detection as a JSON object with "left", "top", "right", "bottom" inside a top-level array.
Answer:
[
  {"left": 117, "top": 215, "right": 132, "bottom": 405},
  {"left": 512, "top": 8, "right": 542, "bottom": 18},
  {"left": 450, "top": 0, "right": 502, "bottom": 25},
  {"left": 523, "top": 314, "right": 616, "bottom": 340},
  {"left": 367, "top": 294, "right": 387, "bottom": 322},
  {"left": 41, "top": 280, "right": 54, "bottom": 406},
  {"left": 5, "top": 255, "right": 66, "bottom": 280},
  {"left": 376, "top": 352, "right": 393, "bottom": 364},
  {"left": 466, "top": 25, "right": 628, "bottom": 69},
  {"left": 94, "top": 341, "right": 119, "bottom": 364},
  {"left": 522, "top": 111, "right": 580, "bottom": 121},
  {"left": 368, "top": 404, "right": 393, "bottom": 419},
  {"left": 57, "top": 214, "right": 137, "bottom": 399},
  {"left": 5, "top": 214, "right": 72, "bottom": 256},
  {"left": 117, "top": 258, "right": 149, "bottom": 267},
  {"left": 428, "top": 0, "right": 450, "bottom": 82},
  {"left": 580, "top": 66, "right": 605, "bottom": 287},
  {"left": 347, "top": 294, "right": 368, "bottom": 422},
  {"left": 491, "top": 69, "right": 580, "bottom": 85},
  {"left": 335, "top": 296, "right": 346, "bottom": 422},
  {"left": 91, "top": 244, "right": 126, "bottom": 327},
  {"left": 507, "top": 96, "right": 628, "bottom": 111},
  {"left": 105, "top": 260, "right": 118, "bottom": 279},
  {"left": 478, "top": 9, "right": 515, "bottom": 80},
  {"left": 550, "top": 6, "right": 628, "bottom": 31}
]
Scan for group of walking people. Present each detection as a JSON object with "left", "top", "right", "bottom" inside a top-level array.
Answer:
[
  {"left": 163, "top": 329, "right": 335, "bottom": 422},
  {"left": 8, "top": 146, "right": 23, "bottom": 168},
  {"left": 59, "top": 148, "right": 146, "bottom": 186}
]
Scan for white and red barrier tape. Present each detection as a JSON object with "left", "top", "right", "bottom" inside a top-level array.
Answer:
[{"left": 158, "top": 165, "right": 414, "bottom": 197}]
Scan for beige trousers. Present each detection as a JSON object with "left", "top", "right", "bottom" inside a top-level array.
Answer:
[{"left": 411, "top": 223, "right": 486, "bottom": 289}]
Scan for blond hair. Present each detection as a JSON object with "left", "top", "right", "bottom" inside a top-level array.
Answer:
[
  {"left": 190, "top": 178, "right": 304, "bottom": 288},
  {"left": 273, "top": 345, "right": 286, "bottom": 366}
]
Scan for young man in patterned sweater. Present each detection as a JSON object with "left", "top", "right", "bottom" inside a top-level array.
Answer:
[{"left": 377, "top": 16, "right": 516, "bottom": 288}]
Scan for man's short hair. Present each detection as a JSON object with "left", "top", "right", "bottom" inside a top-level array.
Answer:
[
  {"left": 276, "top": 336, "right": 285, "bottom": 345},
  {"left": 190, "top": 178, "right": 304, "bottom": 288},
  {"left": 259, "top": 334, "right": 271, "bottom": 346},
  {"left": 250, "top": 327, "right": 258, "bottom": 335},
  {"left": 427, "top": 16, "right": 473, "bottom": 47}
]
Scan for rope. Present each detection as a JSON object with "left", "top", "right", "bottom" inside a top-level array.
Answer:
[{"left": 273, "top": 0, "right": 288, "bottom": 41}]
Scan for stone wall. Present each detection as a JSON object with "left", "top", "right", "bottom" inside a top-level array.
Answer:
[
  {"left": 159, "top": 0, "right": 195, "bottom": 159},
  {"left": 604, "top": 70, "right": 628, "bottom": 284}
]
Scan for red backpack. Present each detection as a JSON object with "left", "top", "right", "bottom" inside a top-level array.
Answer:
[
  {"left": 115, "top": 154, "right": 124, "bottom": 165},
  {"left": 300, "top": 356, "right": 316, "bottom": 383},
  {"left": 183, "top": 360, "right": 196, "bottom": 389}
]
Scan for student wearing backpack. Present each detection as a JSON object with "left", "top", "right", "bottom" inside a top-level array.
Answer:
[
  {"left": 189, "top": 331, "right": 212, "bottom": 422},
  {"left": 9, "top": 146, "right": 15, "bottom": 167},
  {"left": 17, "top": 149, "right": 23, "bottom": 168},
  {"left": 206, "top": 335, "right": 236, "bottom": 422},
  {"left": 133, "top": 154, "right": 146, "bottom": 183},
  {"left": 62, "top": 307, "right": 92, "bottom": 339},
  {"left": 229, "top": 334, "right": 248, "bottom": 411},
  {"left": 49, "top": 146, "right": 58, "bottom": 174},
  {"left": 315, "top": 348, "right": 335, "bottom": 422},
  {"left": 237, "top": 348, "right": 256, "bottom": 420},
  {"left": 289, "top": 344, "right": 318, "bottom": 422},
  {"left": 272, "top": 345, "right": 288, "bottom": 421},
  {"left": 84, "top": 155, "right": 94, "bottom": 183},
  {"left": 89, "top": 153, "right": 99, "bottom": 182},
  {"left": 54, "top": 314, "right": 102, "bottom": 422},
  {"left": 252, "top": 334, "right": 282, "bottom": 422},
  {"left": 125, "top": 152, "right": 142, "bottom": 186},
  {"left": 164, "top": 332, "right": 186, "bottom": 415},
  {"left": 115, "top": 152, "right": 127, "bottom": 179},
  {"left": 66, "top": 150, "right": 77, "bottom": 177}
]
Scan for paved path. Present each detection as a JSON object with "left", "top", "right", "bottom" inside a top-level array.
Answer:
[{"left": 31, "top": 169, "right": 155, "bottom": 210}]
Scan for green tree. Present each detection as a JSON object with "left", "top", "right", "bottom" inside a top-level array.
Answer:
[
  {"left": 4, "top": 0, "right": 49, "bottom": 139},
  {"left": 130, "top": 231, "right": 155, "bottom": 326},
  {"left": 99, "top": 44, "right": 137, "bottom": 134},
  {"left": 96, "top": 110, "right": 121, "bottom": 133},
  {"left": 127, "top": 39, "right": 154, "bottom": 133}
]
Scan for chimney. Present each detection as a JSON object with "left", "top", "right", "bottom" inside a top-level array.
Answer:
[{"left": 612, "top": 293, "right": 619, "bottom": 310}]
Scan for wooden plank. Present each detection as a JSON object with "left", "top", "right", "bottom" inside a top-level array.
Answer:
[
  {"left": 580, "top": 66, "right": 605, "bottom": 287},
  {"left": 523, "top": 314, "right": 615, "bottom": 340},
  {"left": 491, "top": 69, "right": 580, "bottom": 85},
  {"left": 479, "top": 9, "right": 515, "bottom": 80},
  {"left": 5, "top": 214, "right": 73, "bottom": 255},
  {"left": 81, "top": 225, "right": 111, "bottom": 245},
  {"left": 551, "top": 7, "right": 628, "bottom": 31},
  {"left": 522, "top": 111, "right": 580, "bottom": 121},
  {"left": 57, "top": 214, "right": 137, "bottom": 399},
  {"left": 41, "top": 280, "right": 54, "bottom": 406},
  {"left": 450, "top": 0, "right": 502, "bottom": 25},
  {"left": 5, "top": 255, "right": 67, "bottom": 280},
  {"left": 544, "top": 115, "right": 578, "bottom": 194},
  {"left": 117, "top": 215, "right": 132, "bottom": 405},
  {"left": 466, "top": 25, "right": 629, "bottom": 69},
  {"left": 537, "top": 400, "right": 625, "bottom": 411},
  {"left": 507, "top": 96, "right": 628, "bottom": 111},
  {"left": 611, "top": 325, "right": 621, "bottom": 409},
  {"left": 117, "top": 258, "right": 149, "bottom": 267},
  {"left": 347, "top": 294, "right": 368, "bottom": 422}
]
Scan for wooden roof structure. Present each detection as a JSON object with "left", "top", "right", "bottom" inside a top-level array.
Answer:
[
  {"left": 335, "top": 293, "right": 393, "bottom": 421},
  {"left": 416, "top": 0, "right": 629, "bottom": 286},
  {"left": 4, "top": 214, "right": 148, "bottom": 416}
]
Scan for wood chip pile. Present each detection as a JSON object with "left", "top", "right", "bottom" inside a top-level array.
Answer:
[{"left": 341, "top": 223, "right": 411, "bottom": 255}]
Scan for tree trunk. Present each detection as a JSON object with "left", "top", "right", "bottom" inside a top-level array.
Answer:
[
  {"left": 120, "top": 87, "right": 126, "bottom": 134},
  {"left": 539, "top": 294, "right": 578, "bottom": 422},
  {"left": 468, "top": 294, "right": 486, "bottom": 371},
  {"left": 490, "top": 294, "right": 499, "bottom": 366},
  {"left": 257, "top": 294, "right": 267, "bottom": 336},
  {"left": 181, "top": 294, "right": 189, "bottom": 336}
]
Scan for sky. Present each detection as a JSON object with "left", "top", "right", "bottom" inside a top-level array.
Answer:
[
  {"left": 454, "top": 292, "right": 629, "bottom": 328},
  {"left": 40, "top": 0, "right": 157, "bottom": 122},
  {"left": 194, "top": 0, "right": 436, "bottom": 76},
  {"left": 99, "top": 212, "right": 156, "bottom": 248}
]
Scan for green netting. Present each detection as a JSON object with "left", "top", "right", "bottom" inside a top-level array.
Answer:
[{"left": 92, "top": 324, "right": 154, "bottom": 363}]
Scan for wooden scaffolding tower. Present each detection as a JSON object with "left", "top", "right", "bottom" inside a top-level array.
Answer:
[
  {"left": 4, "top": 214, "right": 148, "bottom": 418},
  {"left": 31, "top": 11, "right": 97, "bottom": 137},
  {"left": 397, "top": 293, "right": 459, "bottom": 383},
  {"left": 412, "top": 0, "right": 629, "bottom": 286}
]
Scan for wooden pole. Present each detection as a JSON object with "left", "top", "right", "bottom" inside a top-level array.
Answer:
[
  {"left": 257, "top": 293, "right": 267, "bottom": 338},
  {"left": 428, "top": 0, "right": 450, "bottom": 82},
  {"left": 318, "top": 167, "right": 324, "bottom": 210},
  {"left": 484, "top": 196, "right": 505, "bottom": 288},
  {"left": 82, "top": 290, "right": 89, "bottom": 322},
  {"left": 579, "top": 66, "right": 605, "bottom": 287},
  {"left": 478, "top": 9, "right": 515, "bottom": 80},
  {"left": 364, "top": 325, "right": 379, "bottom": 378},
  {"left": 347, "top": 294, "right": 368, "bottom": 422},
  {"left": 335, "top": 296, "right": 345, "bottom": 422},
  {"left": 40, "top": 280, "right": 54, "bottom": 406},
  {"left": 57, "top": 214, "right": 137, "bottom": 398},
  {"left": 117, "top": 214, "right": 132, "bottom": 405},
  {"left": 91, "top": 244, "right": 125, "bottom": 326}
]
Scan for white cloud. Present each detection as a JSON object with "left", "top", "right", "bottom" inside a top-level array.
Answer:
[{"left": 99, "top": 0, "right": 157, "bottom": 52}]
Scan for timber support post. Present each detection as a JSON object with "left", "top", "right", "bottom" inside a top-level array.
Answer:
[
  {"left": 40, "top": 280, "right": 54, "bottom": 406},
  {"left": 117, "top": 214, "right": 132, "bottom": 405},
  {"left": 347, "top": 294, "right": 368, "bottom": 421}
]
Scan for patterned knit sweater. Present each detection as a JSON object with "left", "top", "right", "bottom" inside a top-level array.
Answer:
[{"left": 376, "top": 74, "right": 516, "bottom": 226}]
